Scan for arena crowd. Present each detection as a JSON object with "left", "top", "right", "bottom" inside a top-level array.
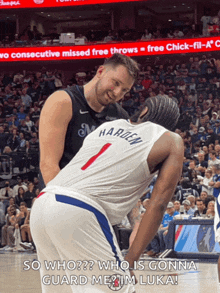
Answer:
[{"left": 0, "top": 52, "right": 220, "bottom": 254}]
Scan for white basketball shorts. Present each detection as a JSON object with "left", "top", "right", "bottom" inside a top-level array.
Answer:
[{"left": 30, "top": 185, "right": 135, "bottom": 293}]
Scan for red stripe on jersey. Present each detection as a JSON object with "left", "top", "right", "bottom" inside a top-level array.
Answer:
[
  {"left": 37, "top": 192, "right": 45, "bottom": 199},
  {"left": 81, "top": 143, "right": 112, "bottom": 170}
]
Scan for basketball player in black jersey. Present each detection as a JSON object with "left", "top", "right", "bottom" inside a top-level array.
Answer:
[{"left": 39, "top": 53, "right": 139, "bottom": 189}]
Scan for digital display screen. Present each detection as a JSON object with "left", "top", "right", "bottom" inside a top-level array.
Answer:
[
  {"left": 0, "top": 37, "right": 220, "bottom": 62},
  {"left": 0, "top": 0, "right": 143, "bottom": 10}
]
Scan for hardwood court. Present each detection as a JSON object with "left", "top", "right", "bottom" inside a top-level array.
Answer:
[{"left": 0, "top": 252, "right": 219, "bottom": 293}]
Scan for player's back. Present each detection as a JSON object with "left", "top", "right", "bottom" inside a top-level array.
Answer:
[{"left": 48, "top": 119, "right": 168, "bottom": 224}]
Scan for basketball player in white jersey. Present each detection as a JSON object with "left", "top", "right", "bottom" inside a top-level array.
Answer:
[{"left": 30, "top": 96, "right": 184, "bottom": 293}]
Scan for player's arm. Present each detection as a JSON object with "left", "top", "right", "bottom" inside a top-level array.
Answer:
[
  {"left": 39, "top": 90, "right": 72, "bottom": 185},
  {"left": 125, "top": 132, "right": 184, "bottom": 268}
]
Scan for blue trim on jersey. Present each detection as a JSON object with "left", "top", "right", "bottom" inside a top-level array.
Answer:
[
  {"left": 216, "top": 200, "right": 220, "bottom": 230},
  {"left": 55, "top": 194, "right": 123, "bottom": 268}
]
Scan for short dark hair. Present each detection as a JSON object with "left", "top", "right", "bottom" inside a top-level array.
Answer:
[
  {"left": 196, "top": 198, "right": 204, "bottom": 204},
  {"left": 204, "top": 195, "right": 215, "bottom": 208},
  {"left": 181, "top": 178, "right": 192, "bottom": 189},
  {"left": 131, "top": 96, "right": 180, "bottom": 131},
  {"left": 104, "top": 53, "right": 139, "bottom": 80},
  {"left": 20, "top": 201, "right": 27, "bottom": 207}
]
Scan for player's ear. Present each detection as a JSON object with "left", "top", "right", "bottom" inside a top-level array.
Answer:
[
  {"left": 139, "top": 107, "right": 148, "bottom": 120},
  {"left": 96, "top": 65, "right": 105, "bottom": 78}
]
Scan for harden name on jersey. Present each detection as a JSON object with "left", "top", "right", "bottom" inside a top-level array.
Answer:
[{"left": 99, "top": 127, "right": 143, "bottom": 145}]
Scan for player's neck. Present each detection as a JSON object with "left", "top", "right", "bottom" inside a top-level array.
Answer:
[{"left": 83, "top": 81, "right": 105, "bottom": 113}]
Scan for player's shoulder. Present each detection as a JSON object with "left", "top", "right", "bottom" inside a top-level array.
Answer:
[
  {"left": 161, "top": 131, "right": 184, "bottom": 147},
  {"left": 40, "top": 90, "right": 73, "bottom": 121},
  {"left": 45, "top": 89, "right": 72, "bottom": 105}
]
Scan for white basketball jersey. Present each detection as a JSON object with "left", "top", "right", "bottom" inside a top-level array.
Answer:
[{"left": 48, "top": 119, "right": 168, "bottom": 225}]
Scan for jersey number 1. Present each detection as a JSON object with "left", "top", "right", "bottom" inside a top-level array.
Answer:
[{"left": 81, "top": 143, "right": 112, "bottom": 170}]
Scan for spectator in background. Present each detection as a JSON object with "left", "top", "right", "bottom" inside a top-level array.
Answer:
[
  {"left": 203, "top": 145, "right": 209, "bottom": 161},
  {"left": 1, "top": 205, "right": 17, "bottom": 251},
  {"left": 197, "top": 127, "right": 207, "bottom": 146},
  {"left": 18, "top": 119, "right": 30, "bottom": 138},
  {"left": 174, "top": 200, "right": 181, "bottom": 212},
  {"left": 167, "top": 30, "right": 174, "bottom": 39},
  {"left": 2, "top": 36, "right": 11, "bottom": 47},
  {"left": 133, "top": 78, "right": 145, "bottom": 98},
  {"left": 182, "top": 199, "right": 194, "bottom": 216},
  {"left": 195, "top": 152, "right": 208, "bottom": 176},
  {"left": 194, "top": 199, "right": 207, "bottom": 217},
  {"left": 1, "top": 146, "right": 13, "bottom": 174},
  {"left": 33, "top": 177, "right": 40, "bottom": 190},
  {"left": 33, "top": 26, "right": 42, "bottom": 41},
  {"left": 0, "top": 181, "right": 13, "bottom": 214},
  {"left": 17, "top": 132, "right": 26, "bottom": 152},
  {"left": 141, "top": 29, "right": 152, "bottom": 40},
  {"left": 200, "top": 169, "right": 213, "bottom": 195},
  {"left": 201, "top": 10, "right": 212, "bottom": 37},
  {"left": 20, "top": 25, "right": 34, "bottom": 42},
  {"left": 21, "top": 88, "right": 32, "bottom": 111},
  {"left": 35, "top": 188, "right": 40, "bottom": 198},
  {"left": 206, "top": 200, "right": 215, "bottom": 218},
  {"left": 209, "top": 164, "right": 220, "bottom": 198},
  {"left": 13, "top": 71, "right": 24, "bottom": 84},
  {"left": 15, "top": 187, "right": 26, "bottom": 207},
  {"left": 0, "top": 126, "right": 8, "bottom": 153},
  {"left": 103, "top": 30, "right": 114, "bottom": 42},
  {"left": 175, "top": 178, "right": 199, "bottom": 203},
  {"left": 30, "top": 103, "right": 41, "bottom": 123},
  {"left": 47, "top": 27, "right": 59, "bottom": 42},
  {"left": 158, "top": 202, "right": 179, "bottom": 252},
  {"left": 200, "top": 190, "right": 208, "bottom": 201},
  {"left": 185, "top": 159, "right": 197, "bottom": 177},
  {"left": 24, "top": 182, "right": 35, "bottom": 208},
  {"left": 89, "top": 33, "right": 96, "bottom": 43},
  {"left": 25, "top": 116, "right": 34, "bottom": 132},
  {"left": 54, "top": 73, "right": 63, "bottom": 90},
  {"left": 19, "top": 205, "right": 33, "bottom": 250},
  {"left": 13, "top": 176, "right": 28, "bottom": 197},
  {"left": 206, "top": 127, "right": 218, "bottom": 146},
  {"left": 17, "top": 106, "right": 27, "bottom": 122},
  {"left": 29, "top": 132, "right": 39, "bottom": 152},
  {"left": 6, "top": 128, "right": 19, "bottom": 151},
  {"left": 113, "top": 31, "right": 123, "bottom": 42},
  {"left": 215, "top": 144, "right": 220, "bottom": 158},
  {"left": 208, "top": 150, "right": 220, "bottom": 168},
  {"left": 142, "top": 73, "right": 153, "bottom": 90},
  {"left": 186, "top": 195, "right": 197, "bottom": 213},
  {"left": 43, "top": 71, "right": 56, "bottom": 95}
]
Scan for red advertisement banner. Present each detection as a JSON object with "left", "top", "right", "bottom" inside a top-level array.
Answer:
[
  {"left": 0, "top": 37, "right": 220, "bottom": 62},
  {"left": 0, "top": 0, "right": 143, "bottom": 9}
]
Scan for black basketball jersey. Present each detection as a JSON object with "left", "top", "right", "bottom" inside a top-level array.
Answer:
[
  {"left": 39, "top": 85, "right": 129, "bottom": 189},
  {"left": 60, "top": 85, "right": 129, "bottom": 168}
]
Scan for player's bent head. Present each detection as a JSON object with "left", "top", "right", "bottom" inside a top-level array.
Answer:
[
  {"left": 104, "top": 53, "right": 139, "bottom": 81},
  {"left": 132, "top": 96, "right": 180, "bottom": 131}
]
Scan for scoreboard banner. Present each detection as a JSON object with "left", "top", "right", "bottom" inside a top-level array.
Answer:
[
  {"left": 0, "top": 37, "right": 220, "bottom": 62},
  {"left": 0, "top": 0, "right": 143, "bottom": 9}
]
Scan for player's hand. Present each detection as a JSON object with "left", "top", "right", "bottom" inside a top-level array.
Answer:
[{"left": 129, "top": 269, "right": 138, "bottom": 284}]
